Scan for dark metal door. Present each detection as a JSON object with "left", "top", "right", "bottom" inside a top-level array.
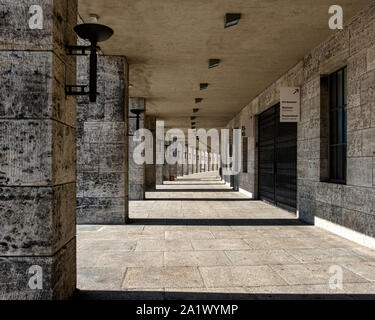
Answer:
[{"left": 258, "top": 104, "right": 297, "bottom": 212}]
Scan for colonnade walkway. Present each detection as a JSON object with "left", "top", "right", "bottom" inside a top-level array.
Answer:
[{"left": 76, "top": 172, "right": 375, "bottom": 299}]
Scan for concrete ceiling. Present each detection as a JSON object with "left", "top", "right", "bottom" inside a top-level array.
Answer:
[{"left": 78, "top": 0, "right": 370, "bottom": 130}]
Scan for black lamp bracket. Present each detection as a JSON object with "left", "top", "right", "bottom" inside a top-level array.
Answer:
[
  {"left": 66, "top": 45, "right": 100, "bottom": 56},
  {"left": 64, "top": 22, "right": 114, "bottom": 102},
  {"left": 65, "top": 85, "right": 88, "bottom": 96},
  {"left": 65, "top": 44, "right": 101, "bottom": 98}
]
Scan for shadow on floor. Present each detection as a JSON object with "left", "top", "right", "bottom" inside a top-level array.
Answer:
[
  {"left": 71, "top": 290, "right": 375, "bottom": 300},
  {"left": 161, "top": 183, "right": 226, "bottom": 186},
  {"left": 145, "top": 198, "right": 253, "bottom": 201},
  {"left": 153, "top": 189, "right": 235, "bottom": 192},
  {"left": 129, "top": 218, "right": 303, "bottom": 226}
]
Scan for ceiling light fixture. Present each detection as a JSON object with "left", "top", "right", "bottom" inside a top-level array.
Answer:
[
  {"left": 225, "top": 13, "right": 241, "bottom": 28},
  {"left": 209, "top": 59, "right": 221, "bottom": 69},
  {"left": 195, "top": 98, "right": 203, "bottom": 103},
  {"left": 200, "top": 83, "right": 209, "bottom": 90}
]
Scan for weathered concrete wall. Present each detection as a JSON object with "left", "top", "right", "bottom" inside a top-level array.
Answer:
[
  {"left": 76, "top": 55, "right": 129, "bottom": 224},
  {"left": 129, "top": 98, "right": 145, "bottom": 199},
  {"left": 0, "top": 0, "right": 77, "bottom": 299},
  {"left": 226, "top": 1, "right": 375, "bottom": 238}
]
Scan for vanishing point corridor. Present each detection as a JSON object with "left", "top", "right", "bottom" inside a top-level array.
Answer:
[
  {"left": 2, "top": 0, "right": 375, "bottom": 302},
  {"left": 76, "top": 172, "right": 375, "bottom": 299}
]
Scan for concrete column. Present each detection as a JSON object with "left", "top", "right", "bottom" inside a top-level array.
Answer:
[
  {"left": 77, "top": 56, "right": 129, "bottom": 224},
  {"left": 177, "top": 142, "right": 184, "bottom": 177},
  {"left": 188, "top": 147, "right": 193, "bottom": 174},
  {"left": 195, "top": 150, "right": 199, "bottom": 173},
  {"left": 218, "top": 154, "right": 222, "bottom": 175},
  {"left": 129, "top": 98, "right": 145, "bottom": 199},
  {"left": 214, "top": 153, "right": 219, "bottom": 171},
  {"left": 204, "top": 151, "right": 208, "bottom": 172},
  {"left": 204, "top": 151, "right": 207, "bottom": 172},
  {"left": 0, "top": 0, "right": 77, "bottom": 299},
  {"left": 170, "top": 163, "right": 177, "bottom": 180},
  {"left": 184, "top": 148, "right": 188, "bottom": 175},
  {"left": 145, "top": 116, "right": 156, "bottom": 191},
  {"left": 155, "top": 136, "right": 163, "bottom": 185}
]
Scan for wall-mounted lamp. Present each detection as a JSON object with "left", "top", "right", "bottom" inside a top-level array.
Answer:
[
  {"left": 190, "top": 116, "right": 196, "bottom": 121},
  {"left": 65, "top": 20, "right": 114, "bottom": 102},
  {"left": 195, "top": 98, "right": 203, "bottom": 103},
  {"left": 193, "top": 108, "right": 199, "bottom": 113},
  {"left": 129, "top": 109, "right": 145, "bottom": 131}
]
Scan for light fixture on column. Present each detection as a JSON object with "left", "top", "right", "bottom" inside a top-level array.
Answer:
[
  {"left": 209, "top": 59, "right": 221, "bottom": 68},
  {"left": 65, "top": 14, "right": 114, "bottom": 102},
  {"left": 130, "top": 109, "right": 145, "bottom": 131},
  {"left": 225, "top": 13, "right": 241, "bottom": 28}
]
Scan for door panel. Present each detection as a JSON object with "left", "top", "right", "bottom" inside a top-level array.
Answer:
[{"left": 258, "top": 104, "right": 297, "bottom": 212}]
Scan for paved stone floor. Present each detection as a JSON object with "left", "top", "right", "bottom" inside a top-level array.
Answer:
[{"left": 76, "top": 172, "right": 375, "bottom": 299}]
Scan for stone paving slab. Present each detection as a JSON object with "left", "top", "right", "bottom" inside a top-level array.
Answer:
[
  {"left": 77, "top": 172, "right": 375, "bottom": 298},
  {"left": 164, "top": 251, "right": 232, "bottom": 267},
  {"left": 123, "top": 267, "right": 204, "bottom": 289},
  {"left": 199, "top": 266, "right": 288, "bottom": 287}
]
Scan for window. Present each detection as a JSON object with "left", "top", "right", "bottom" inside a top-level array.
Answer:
[
  {"left": 242, "top": 137, "right": 248, "bottom": 173},
  {"left": 328, "top": 67, "right": 347, "bottom": 184}
]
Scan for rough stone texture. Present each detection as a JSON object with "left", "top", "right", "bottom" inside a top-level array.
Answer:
[
  {"left": 0, "top": 238, "right": 76, "bottom": 300},
  {"left": 128, "top": 98, "right": 145, "bottom": 200},
  {"left": 0, "top": 184, "right": 75, "bottom": 256},
  {"left": 0, "top": 0, "right": 77, "bottom": 299},
  {"left": 225, "top": 1, "right": 375, "bottom": 238},
  {"left": 77, "top": 55, "right": 129, "bottom": 224}
]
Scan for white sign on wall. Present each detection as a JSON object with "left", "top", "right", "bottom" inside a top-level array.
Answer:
[{"left": 280, "top": 87, "right": 300, "bottom": 122}]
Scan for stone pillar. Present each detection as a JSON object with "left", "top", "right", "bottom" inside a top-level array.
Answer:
[
  {"left": 170, "top": 163, "right": 177, "bottom": 180},
  {"left": 77, "top": 56, "right": 129, "bottom": 224},
  {"left": 188, "top": 147, "right": 192, "bottom": 174},
  {"left": 155, "top": 135, "right": 163, "bottom": 185},
  {"left": 164, "top": 163, "right": 170, "bottom": 181},
  {"left": 218, "top": 154, "right": 222, "bottom": 176},
  {"left": 129, "top": 98, "right": 145, "bottom": 200},
  {"left": 183, "top": 148, "right": 189, "bottom": 175},
  {"left": 0, "top": 0, "right": 77, "bottom": 299},
  {"left": 207, "top": 153, "right": 210, "bottom": 172},
  {"left": 194, "top": 149, "right": 201, "bottom": 173},
  {"left": 176, "top": 142, "right": 183, "bottom": 177},
  {"left": 214, "top": 153, "right": 219, "bottom": 171},
  {"left": 144, "top": 115, "right": 156, "bottom": 191}
]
